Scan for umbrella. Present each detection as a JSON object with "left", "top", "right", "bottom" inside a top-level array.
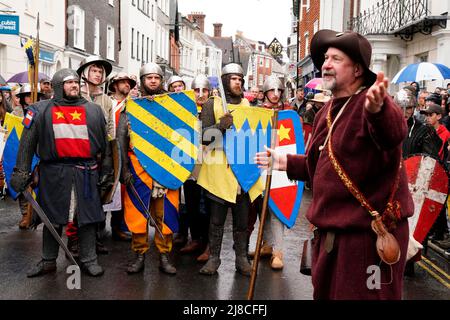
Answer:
[
  {"left": 7, "top": 71, "right": 49, "bottom": 84},
  {"left": 0, "top": 74, "right": 7, "bottom": 86},
  {"left": 392, "top": 62, "right": 450, "bottom": 84},
  {"left": 305, "top": 78, "right": 323, "bottom": 90}
]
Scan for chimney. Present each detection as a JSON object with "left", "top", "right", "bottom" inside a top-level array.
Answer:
[
  {"left": 213, "top": 23, "right": 223, "bottom": 37},
  {"left": 187, "top": 12, "right": 206, "bottom": 33}
]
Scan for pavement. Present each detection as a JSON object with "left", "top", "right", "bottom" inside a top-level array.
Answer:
[{"left": 0, "top": 189, "right": 449, "bottom": 300}]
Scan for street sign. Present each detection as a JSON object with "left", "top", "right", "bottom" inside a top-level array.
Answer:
[{"left": 0, "top": 15, "right": 19, "bottom": 35}]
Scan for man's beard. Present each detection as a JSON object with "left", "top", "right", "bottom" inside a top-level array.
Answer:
[
  {"left": 322, "top": 71, "right": 337, "bottom": 91},
  {"left": 64, "top": 91, "right": 80, "bottom": 100},
  {"left": 196, "top": 96, "right": 208, "bottom": 105},
  {"left": 118, "top": 87, "right": 130, "bottom": 96},
  {"left": 142, "top": 84, "right": 160, "bottom": 95},
  {"left": 322, "top": 78, "right": 336, "bottom": 91},
  {"left": 230, "top": 86, "right": 242, "bottom": 97}
]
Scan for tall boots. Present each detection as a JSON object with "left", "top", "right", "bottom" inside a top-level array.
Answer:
[
  {"left": 233, "top": 231, "right": 252, "bottom": 276},
  {"left": 18, "top": 195, "right": 32, "bottom": 229},
  {"left": 159, "top": 253, "right": 176, "bottom": 274},
  {"left": 199, "top": 224, "right": 223, "bottom": 275},
  {"left": 127, "top": 253, "right": 177, "bottom": 275},
  {"left": 127, "top": 253, "right": 145, "bottom": 274}
]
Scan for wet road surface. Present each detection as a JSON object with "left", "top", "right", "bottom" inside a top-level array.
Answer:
[{"left": 0, "top": 190, "right": 448, "bottom": 300}]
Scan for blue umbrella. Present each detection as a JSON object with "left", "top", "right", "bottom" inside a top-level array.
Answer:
[
  {"left": 392, "top": 62, "right": 450, "bottom": 84},
  {"left": 6, "top": 71, "right": 49, "bottom": 84}
]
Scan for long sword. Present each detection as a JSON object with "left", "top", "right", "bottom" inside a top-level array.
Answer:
[
  {"left": 128, "top": 183, "right": 165, "bottom": 239},
  {"left": 22, "top": 190, "right": 79, "bottom": 268},
  {"left": 217, "top": 75, "right": 229, "bottom": 114}
]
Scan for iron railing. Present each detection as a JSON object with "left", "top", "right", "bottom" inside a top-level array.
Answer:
[{"left": 347, "top": 0, "right": 446, "bottom": 40}]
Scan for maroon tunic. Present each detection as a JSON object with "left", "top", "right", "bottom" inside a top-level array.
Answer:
[{"left": 287, "top": 88, "right": 414, "bottom": 300}]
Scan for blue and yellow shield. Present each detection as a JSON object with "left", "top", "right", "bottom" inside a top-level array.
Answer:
[
  {"left": 224, "top": 105, "right": 274, "bottom": 192},
  {"left": 126, "top": 90, "right": 199, "bottom": 190}
]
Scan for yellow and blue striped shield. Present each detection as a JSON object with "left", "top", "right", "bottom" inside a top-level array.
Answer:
[{"left": 126, "top": 90, "right": 199, "bottom": 190}]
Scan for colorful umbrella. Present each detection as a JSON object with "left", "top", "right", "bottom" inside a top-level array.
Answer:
[
  {"left": 392, "top": 62, "right": 450, "bottom": 84},
  {"left": 305, "top": 78, "right": 323, "bottom": 90},
  {"left": 7, "top": 71, "right": 49, "bottom": 84}
]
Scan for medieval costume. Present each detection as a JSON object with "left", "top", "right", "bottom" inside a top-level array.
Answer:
[
  {"left": 285, "top": 30, "right": 414, "bottom": 299},
  {"left": 118, "top": 62, "right": 178, "bottom": 275},
  {"left": 197, "top": 63, "right": 253, "bottom": 276},
  {"left": 10, "top": 68, "right": 113, "bottom": 277}
]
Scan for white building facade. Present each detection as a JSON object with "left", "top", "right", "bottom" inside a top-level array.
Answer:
[
  {"left": 179, "top": 16, "right": 197, "bottom": 87},
  {"left": 0, "top": 0, "right": 65, "bottom": 81},
  {"left": 120, "top": 0, "right": 157, "bottom": 77},
  {"left": 351, "top": 0, "right": 450, "bottom": 92}
]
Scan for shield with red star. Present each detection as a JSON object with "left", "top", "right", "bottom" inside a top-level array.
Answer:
[
  {"left": 404, "top": 154, "right": 449, "bottom": 244},
  {"left": 268, "top": 110, "right": 305, "bottom": 228}
]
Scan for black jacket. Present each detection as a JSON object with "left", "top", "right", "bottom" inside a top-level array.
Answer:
[{"left": 402, "top": 116, "right": 442, "bottom": 159}]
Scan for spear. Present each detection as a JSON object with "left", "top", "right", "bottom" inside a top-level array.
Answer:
[{"left": 247, "top": 109, "right": 279, "bottom": 300}]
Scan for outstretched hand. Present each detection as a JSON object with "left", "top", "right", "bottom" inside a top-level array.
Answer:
[
  {"left": 254, "top": 146, "right": 287, "bottom": 171},
  {"left": 365, "top": 71, "right": 389, "bottom": 114}
]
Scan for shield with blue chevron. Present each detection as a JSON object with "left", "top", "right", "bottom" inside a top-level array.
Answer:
[
  {"left": 224, "top": 105, "right": 274, "bottom": 193},
  {"left": 2, "top": 113, "right": 39, "bottom": 199},
  {"left": 126, "top": 90, "right": 199, "bottom": 190}
]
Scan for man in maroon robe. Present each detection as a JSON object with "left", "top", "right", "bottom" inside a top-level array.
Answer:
[{"left": 255, "top": 30, "right": 413, "bottom": 300}]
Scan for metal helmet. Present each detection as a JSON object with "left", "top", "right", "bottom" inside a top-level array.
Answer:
[
  {"left": 108, "top": 72, "right": 137, "bottom": 93},
  {"left": 17, "top": 83, "right": 43, "bottom": 106},
  {"left": 166, "top": 75, "right": 185, "bottom": 91},
  {"left": 51, "top": 68, "right": 80, "bottom": 100},
  {"left": 139, "top": 62, "right": 164, "bottom": 80},
  {"left": 394, "top": 89, "right": 417, "bottom": 110},
  {"left": 221, "top": 63, "right": 244, "bottom": 77},
  {"left": 191, "top": 74, "right": 210, "bottom": 98},
  {"left": 77, "top": 55, "right": 112, "bottom": 77},
  {"left": 262, "top": 76, "right": 285, "bottom": 94}
]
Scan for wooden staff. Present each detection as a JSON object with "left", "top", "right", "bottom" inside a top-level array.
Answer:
[
  {"left": 247, "top": 109, "right": 279, "bottom": 300},
  {"left": 32, "top": 13, "right": 40, "bottom": 103}
]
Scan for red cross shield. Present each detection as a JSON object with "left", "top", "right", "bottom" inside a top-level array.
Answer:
[{"left": 404, "top": 155, "right": 449, "bottom": 244}]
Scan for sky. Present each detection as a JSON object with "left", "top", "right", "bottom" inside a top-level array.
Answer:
[{"left": 178, "top": 0, "right": 293, "bottom": 47}]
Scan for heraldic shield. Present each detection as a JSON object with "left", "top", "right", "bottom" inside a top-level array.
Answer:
[
  {"left": 405, "top": 154, "right": 449, "bottom": 245},
  {"left": 268, "top": 110, "right": 305, "bottom": 228},
  {"left": 126, "top": 90, "right": 199, "bottom": 190},
  {"left": 224, "top": 105, "right": 274, "bottom": 193}
]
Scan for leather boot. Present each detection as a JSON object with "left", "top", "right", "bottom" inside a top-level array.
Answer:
[
  {"left": 234, "top": 231, "right": 252, "bottom": 277},
  {"left": 199, "top": 256, "right": 221, "bottom": 275},
  {"left": 19, "top": 202, "right": 32, "bottom": 230},
  {"left": 199, "top": 224, "right": 223, "bottom": 275},
  {"left": 66, "top": 237, "right": 79, "bottom": 259},
  {"left": 180, "top": 240, "right": 202, "bottom": 254},
  {"left": 82, "top": 262, "right": 104, "bottom": 277},
  {"left": 27, "top": 260, "right": 57, "bottom": 278},
  {"left": 127, "top": 253, "right": 145, "bottom": 274},
  {"left": 197, "top": 245, "right": 210, "bottom": 262},
  {"left": 159, "top": 253, "right": 176, "bottom": 275}
]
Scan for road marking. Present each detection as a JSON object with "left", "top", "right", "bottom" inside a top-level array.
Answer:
[
  {"left": 421, "top": 256, "right": 450, "bottom": 281},
  {"left": 417, "top": 261, "right": 450, "bottom": 289}
]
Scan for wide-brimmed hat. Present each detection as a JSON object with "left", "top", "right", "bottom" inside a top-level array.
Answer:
[
  {"left": 310, "top": 92, "right": 331, "bottom": 104},
  {"left": 310, "top": 29, "right": 377, "bottom": 86},
  {"left": 108, "top": 72, "right": 137, "bottom": 93}
]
